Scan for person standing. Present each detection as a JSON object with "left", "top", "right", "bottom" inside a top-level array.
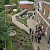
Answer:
[
  {"left": 34, "top": 31, "right": 38, "bottom": 42},
  {"left": 36, "top": 25, "right": 38, "bottom": 32},
  {"left": 32, "top": 32, "right": 34, "bottom": 41},
  {"left": 47, "top": 35, "right": 50, "bottom": 46},
  {"left": 29, "top": 28, "right": 32, "bottom": 33},
  {"left": 41, "top": 28, "right": 45, "bottom": 36},
  {"left": 32, "top": 30, "right": 34, "bottom": 42},
  {"left": 37, "top": 46, "right": 40, "bottom": 50},
  {"left": 38, "top": 31, "right": 41, "bottom": 43}
]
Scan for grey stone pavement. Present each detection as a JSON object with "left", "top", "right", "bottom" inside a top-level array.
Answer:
[
  {"left": 33, "top": 37, "right": 50, "bottom": 50},
  {"left": 27, "top": 17, "right": 37, "bottom": 30},
  {"left": 27, "top": 17, "right": 50, "bottom": 50}
]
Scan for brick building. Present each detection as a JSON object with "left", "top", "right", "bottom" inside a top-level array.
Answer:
[{"left": 18, "top": 1, "right": 34, "bottom": 11}]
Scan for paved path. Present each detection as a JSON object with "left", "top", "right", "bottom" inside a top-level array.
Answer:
[
  {"left": 27, "top": 17, "right": 50, "bottom": 50},
  {"left": 27, "top": 17, "right": 37, "bottom": 30},
  {"left": 33, "top": 37, "right": 50, "bottom": 50}
]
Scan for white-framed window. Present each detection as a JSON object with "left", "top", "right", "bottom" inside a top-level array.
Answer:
[
  {"left": 48, "top": 11, "right": 50, "bottom": 20},
  {"left": 45, "top": 27, "right": 48, "bottom": 35},
  {"left": 43, "top": 9, "right": 46, "bottom": 15}
]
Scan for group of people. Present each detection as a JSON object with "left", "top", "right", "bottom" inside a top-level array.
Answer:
[
  {"left": 29, "top": 24, "right": 50, "bottom": 48},
  {"left": 29, "top": 24, "right": 45, "bottom": 43},
  {"left": 29, "top": 25, "right": 45, "bottom": 50}
]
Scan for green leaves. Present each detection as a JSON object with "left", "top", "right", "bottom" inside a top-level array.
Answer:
[
  {"left": 4, "top": 0, "right": 9, "bottom": 5},
  {"left": 0, "top": 11, "right": 11, "bottom": 48},
  {"left": 0, "top": 0, "right": 5, "bottom": 12},
  {"left": 28, "top": 0, "right": 34, "bottom": 2},
  {"left": 7, "top": 39, "right": 15, "bottom": 50},
  {"left": 18, "top": 47, "right": 25, "bottom": 50}
]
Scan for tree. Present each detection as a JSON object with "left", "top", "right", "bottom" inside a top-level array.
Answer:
[
  {"left": 0, "top": 0, "right": 15, "bottom": 48},
  {"left": 0, "top": 11, "right": 8, "bottom": 48},
  {"left": 9, "top": 0, "right": 20, "bottom": 4},
  {"left": 0, "top": 11, "right": 14, "bottom": 49},
  {"left": 4, "top": 0, "right": 9, "bottom": 5},
  {"left": 28, "top": 0, "right": 34, "bottom": 2},
  {"left": 0, "top": 0, "right": 5, "bottom": 12},
  {"left": 0, "top": 0, "right": 10, "bottom": 12}
]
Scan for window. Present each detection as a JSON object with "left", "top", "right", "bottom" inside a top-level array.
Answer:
[
  {"left": 43, "top": 9, "right": 46, "bottom": 15},
  {"left": 48, "top": 11, "right": 50, "bottom": 20}
]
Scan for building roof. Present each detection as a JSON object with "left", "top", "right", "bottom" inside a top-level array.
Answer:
[
  {"left": 18, "top": 1, "right": 34, "bottom": 4},
  {"left": 4, "top": 4, "right": 16, "bottom": 9},
  {"left": 4, "top": 4, "right": 16, "bottom": 7}
]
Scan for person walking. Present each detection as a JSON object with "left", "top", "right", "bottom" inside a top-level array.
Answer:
[
  {"left": 47, "top": 35, "right": 50, "bottom": 46},
  {"left": 34, "top": 31, "right": 38, "bottom": 42},
  {"left": 36, "top": 25, "right": 38, "bottom": 32},
  {"left": 32, "top": 30, "right": 34, "bottom": 42},
  {"left": 37, "top": 31, "right": 41, "bottom": 43},
  {"left": 32, "top": 32, "right": 34, "bottom": 42},
  {"left": 37, "top": 46, "right": 40, "bottom": 50}
]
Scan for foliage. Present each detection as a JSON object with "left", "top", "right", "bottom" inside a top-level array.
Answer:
[
  {"left": 0, "top": 11, "right": 8, "bottom": 48},
  {"left": 0, "top": 0, "right": 5, "bottom": 12},
  {"left": 28, "top": 0, "right": 34, "bottom": 2},
  {"left": 9, "top": 0, "right": 20, "bottom": 4},
  {"left": 27, "top": 41, "right": 34, "bottom": 50},
  {"left": 7, "top": 38, "right": 15, "bottom": 50},
  {"left": 18, "top": 47, "right": 24, "bottom": 50},
  {"left": 0, "top": 11, "right": 14, "bottom": 48},
  {"left": 12, "top": 25, "right": 33, "bottom": 50},
  {"left": 17, "top": 18, "right": 27, "bottom": 25},
  {"left": 4, "top": 0, "right": 9, "bottom": 5},
  {"left": 17, "top": 7, "right": 21, "bottom": 13}
]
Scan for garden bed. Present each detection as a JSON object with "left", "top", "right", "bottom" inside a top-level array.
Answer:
[
  {"left": 16, "top": 17, "right": 27, "bottom": 26},
  {"left": 12, "top": 25, "right": 34, "bottom": 50}
]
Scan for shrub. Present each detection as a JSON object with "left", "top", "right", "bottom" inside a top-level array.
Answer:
[{"left": 7, "top": 39, "right": 15, "bottom": 50}]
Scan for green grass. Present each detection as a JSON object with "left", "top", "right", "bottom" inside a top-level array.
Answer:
[{"left": 17, "top": 18, "right": 27, "bottom": 26}]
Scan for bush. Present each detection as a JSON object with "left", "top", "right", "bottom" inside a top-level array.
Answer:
[
  {"left": 27, "top": 41, "right": 34, "bottom": 50},
  {"left": 7, "top": 39, "right": 15, "bottom": 50},
  {"left": 17, "top": 7, "right": 21, "bottom": 13},
  {"left": 18, "top": 47, "right": 24, "bottom": 50}
]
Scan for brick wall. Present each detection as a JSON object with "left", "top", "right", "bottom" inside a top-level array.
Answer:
[
  {"left": 46, "top": 0, "right": 50, "bottom": 2},
  {"left": 18, "top": 4, "right": 33, "bottom": 11}
]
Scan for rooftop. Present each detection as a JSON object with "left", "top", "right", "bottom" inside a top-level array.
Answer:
[
  {"left": 4, "top": 3, "right": 16, "bottom": 7},
  {"left": 18, "top": 1, "right": 34, "bottom": 4}
]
